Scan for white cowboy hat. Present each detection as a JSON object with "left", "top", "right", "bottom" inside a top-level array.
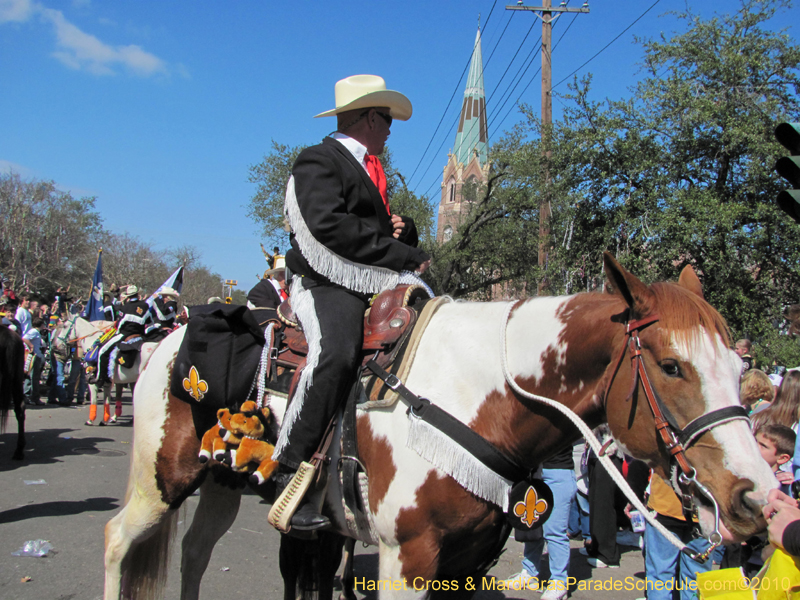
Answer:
[
  {"left": 121, "top": 285, "right": 139, "bottom": 299},
  {"left": 159, "top": 287, "right": 180, "bottom": 299},
  {"left": 314, "top": 75, "right": 412, "bottom": 121}
]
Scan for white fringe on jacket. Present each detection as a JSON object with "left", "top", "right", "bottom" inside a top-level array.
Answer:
[{"left": 284, "top": 176, "right": 399, "bottom": 295}]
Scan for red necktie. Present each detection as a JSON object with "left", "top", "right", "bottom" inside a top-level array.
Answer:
[{"left": 364, "top": 154, "right": 391, "bottom": 216}]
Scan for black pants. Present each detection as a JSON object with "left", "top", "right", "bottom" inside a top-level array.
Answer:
[
  {"left": 274, "top": 278, "right": 368, "bottom": 469},
  {"left": 588, "top": 454, "right": 624, "bottom": 565}
]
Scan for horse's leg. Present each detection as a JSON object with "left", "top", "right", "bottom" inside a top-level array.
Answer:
[
  {"left": 179, "top": 474, "right": 243, "bottom": 600},
  {"left": 86, "top": 383, "right": 99, "bottom": 425},
  {"left": 378, "top": 540, "right": 435, "bottom": 600},
  {"left": 112, "top": 383, "right": 124, "bottom": 422},
  {"left": 104, "top": 482, "right": 177, "bottom": 600},
  {"left": 12, "top": 355, "right": 25, "bottom": 460},
  {"left": 339, "top": 538, "right": 356, "bottom": 600},
  {"left": 317, "top": 532, "right": 345, "bottom": 600},
  {"left": 102, "top": 382, "right": 112, "bottom": 424}
]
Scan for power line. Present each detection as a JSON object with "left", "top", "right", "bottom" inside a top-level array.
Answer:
[
  {"left": 490, "top": 8, "right": 577, "bottom": 137},
  {"left": 551, "top": 0, "right": 662, "bottom": 91}
]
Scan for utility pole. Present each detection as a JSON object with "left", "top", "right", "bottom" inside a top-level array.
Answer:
[{"left": 506, "top": 1, "right": 589, "bottom": 293}]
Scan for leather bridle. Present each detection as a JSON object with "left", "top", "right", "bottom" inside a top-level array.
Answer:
[{"left": 604, "top": 311, "right": 750, "bottom": 560}]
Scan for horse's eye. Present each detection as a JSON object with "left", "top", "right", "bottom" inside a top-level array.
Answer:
[{"left": 661, "top": 360, "right": 681, "bottom": 377}]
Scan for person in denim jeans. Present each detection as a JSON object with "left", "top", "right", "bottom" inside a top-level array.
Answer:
[
  {"left": 505, "top": 448, "right": 576, "bottom": 600},
  {"left": 642, "top": 475, "right": 722, "bottom": 600}
]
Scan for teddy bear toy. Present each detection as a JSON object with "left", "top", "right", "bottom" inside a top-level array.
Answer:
[
  {"left": 197, "top": 408, "right": 235, "bottom": 463},
  {"left": 225, "top": 402, "right": 278, "bottom": 485},
  {"left": 231, "top": 437, "right": 279, "bottom": 485}
]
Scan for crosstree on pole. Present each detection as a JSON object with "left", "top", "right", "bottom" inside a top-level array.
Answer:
[{"left": 506, "top": 1, "right": 589, "bottom": 293}]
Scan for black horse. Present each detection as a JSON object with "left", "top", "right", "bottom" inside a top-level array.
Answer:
[{"left": 0, "top": 325, "right": 26, "bottom": 460}]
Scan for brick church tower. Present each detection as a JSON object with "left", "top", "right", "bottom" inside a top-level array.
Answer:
[{"left": 437, "top": 27, "right": 490, "bottom": 243}]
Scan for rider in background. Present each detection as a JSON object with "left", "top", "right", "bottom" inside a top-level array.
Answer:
[
  {"left": 93, "top": 285, "right": 151, "bottom": 388},
  {"left": 150, "top": 287, "right": 180, "bottom": 329}
]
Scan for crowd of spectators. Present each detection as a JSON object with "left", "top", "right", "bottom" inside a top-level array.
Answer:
[{"left": 0, "top": 282, "right": 89, "bottom": 406}]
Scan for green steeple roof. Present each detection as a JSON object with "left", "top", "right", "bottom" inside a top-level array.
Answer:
[{"left": 453, "top": 28, "right": 488, "bottom": 167}]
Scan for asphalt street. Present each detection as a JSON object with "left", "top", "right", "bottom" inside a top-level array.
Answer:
[{"left": 0, "top": 392, "right": 653, "bottom": 600}]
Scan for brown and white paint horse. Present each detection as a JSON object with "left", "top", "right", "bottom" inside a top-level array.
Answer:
[{"left": 102, "top": 253, "right": 776, "bottom": 599}]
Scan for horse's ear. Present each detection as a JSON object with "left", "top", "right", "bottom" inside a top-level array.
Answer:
[
  {"left": 678, "top": 265, "right": 704, "bottom": 299},
  {"left": 602, "top": 252, "right": 655, "bottom": 318}
]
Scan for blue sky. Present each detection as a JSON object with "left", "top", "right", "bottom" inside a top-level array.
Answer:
[{"left": 2, "top": 0, "right": 798, "bottom": 291}]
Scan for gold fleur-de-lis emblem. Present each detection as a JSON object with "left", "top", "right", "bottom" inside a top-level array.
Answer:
[
  {"left": 136, "top": 306, "right": 144, "bottom": 315},
  {"left": 513, "top": 486, "right": 549, "bottom": 528},
  {"left": 182, "top": 366, "right": 208, "bottom": 402}
]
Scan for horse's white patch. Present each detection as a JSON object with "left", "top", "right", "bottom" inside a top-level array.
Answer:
[
  {"left": 365, "top": 299, "right": 574, "bottom": 549},
  {"left": 673, "top": 329, "right": 776, "bottom": 511}
]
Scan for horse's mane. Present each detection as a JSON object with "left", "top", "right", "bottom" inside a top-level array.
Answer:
[{"left": 650, "top": 282, "right": 731, "bottom": 349}]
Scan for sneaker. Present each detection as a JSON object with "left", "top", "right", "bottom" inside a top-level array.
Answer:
[
  {"left": 503, "top": 571, "right": 540, "bottom": 591},
  {"left": 541, "top": 588, "right": 568, "bottom": 600},
  {"left": 586, "top": 556, "right": 619, "bottom": 569}
]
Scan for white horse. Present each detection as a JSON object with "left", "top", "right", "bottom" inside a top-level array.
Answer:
[
  {"left": 53, "top": 316, "right": 161, "bottom": 425},
  {"left": 102, "top": 254, "right": 777, "bottom": 600}
]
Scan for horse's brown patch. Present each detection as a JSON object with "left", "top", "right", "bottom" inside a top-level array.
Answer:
[
  {"left": 154, "top": 393, "right": 207, "bottom": 508},
  {"left": 470, "top": 294, "right": 625, "bottom": 466},
  {"left": 395, "top": 470, "right": 506, "bottom": 580},
  {"left": 356, "top": 415, "right": 396, "bottom": 513}
]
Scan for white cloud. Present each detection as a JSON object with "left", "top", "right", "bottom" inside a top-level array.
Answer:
[
  {"left": 0, "top": 1, "right": 167, "bottom": 77},
  {"left": 0, "top": 0, "right": 34, "bottom": 23},
  {"left": 40, "top": 7, "right": 167, "bottom": 76}
]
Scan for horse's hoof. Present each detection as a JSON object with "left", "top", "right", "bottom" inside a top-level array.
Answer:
[
  {"left": 85, "top": 420, "right": 94, "bottom": 426},
  {"left": 12, "top": 452, "right": 24, "bottom": 461},
  {"left": 109, "top": 416, "right": 117, "bottom": 424}
]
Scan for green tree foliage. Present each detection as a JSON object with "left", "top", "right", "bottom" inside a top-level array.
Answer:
[
  {"left": 0, "top": 172, "right": 226, "bottom": 308},
  {"left": 247, "top": 141, "right": 304, "bottom": 251},
  {"left": 483, "top": 0, "right": 800, "bottom": 365}
]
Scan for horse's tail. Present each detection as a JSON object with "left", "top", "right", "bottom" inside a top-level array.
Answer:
[{"left": 124, "top": 509, "right": 178, "bottom": 600}]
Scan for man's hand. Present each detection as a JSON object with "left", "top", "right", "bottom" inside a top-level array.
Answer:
[
  {"left": 391, "top": 214, "right": 405, "bottom": 239},
  {"left": 416, "top": 259, "right": 431, "bottom": 275},
  {"left": 777, "top": 471, "right": 794, "bottom": 486},
  {"left": 763, "top": 488, "right": 800, "bottom": 550}
]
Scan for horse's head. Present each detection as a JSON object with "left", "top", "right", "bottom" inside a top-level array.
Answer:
[{"left": 602, "top": 252, "right": 776, "bottom": 542}]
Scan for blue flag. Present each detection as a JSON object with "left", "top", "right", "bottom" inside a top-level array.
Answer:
[{"left": 82, "top": 251, "right": 105, "bottom": 321}]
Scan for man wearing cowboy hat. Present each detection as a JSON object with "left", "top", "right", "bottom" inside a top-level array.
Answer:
[
  {"left": 151, "top": 287, "right": 180, "bottom": 329},
  {"left": 273, "top": 74, "right": 430, "bottom": 531},
  {"left": 247, "top": 261, "right": 288, "bottom": 311}
]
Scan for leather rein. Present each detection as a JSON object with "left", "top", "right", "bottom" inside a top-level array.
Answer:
[{"left": 604, "top": 311, "right": 750, "bottom": 559}]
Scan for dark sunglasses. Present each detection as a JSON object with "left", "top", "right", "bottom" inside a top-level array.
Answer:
[{"left": 374, "top": 110, "right": 392, "bottom": 127}]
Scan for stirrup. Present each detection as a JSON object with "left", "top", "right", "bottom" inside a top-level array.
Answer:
[{"left": 267, "top": 461, "right": 317, "bottom": 533}]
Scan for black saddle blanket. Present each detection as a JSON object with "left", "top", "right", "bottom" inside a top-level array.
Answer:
[{"left": 170, "top": 304, "right": 265, "bottom": 411}]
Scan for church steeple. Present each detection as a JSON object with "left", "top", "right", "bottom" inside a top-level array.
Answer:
[
  {"left": 453, "top": 27, "right": 488, "bottom": 167},
  {"left": 437, "top": 26, "right": 490, "bottom": 245}
]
